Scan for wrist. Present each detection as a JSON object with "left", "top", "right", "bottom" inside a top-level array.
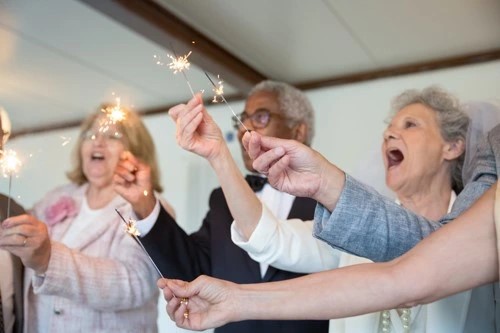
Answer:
[
  {"left": 313, "top": 159, "right": 345, "bottom": 212},
  {"left": 133, "top": 193, "right": 156, "bottom": 219}
]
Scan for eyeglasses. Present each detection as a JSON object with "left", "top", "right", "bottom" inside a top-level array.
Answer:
[
  {"left": 231, "top": 110, "right": 284, "bottom": 131},
  {"left": 81, "top": 129, "right": 124, "bottom": 142}
]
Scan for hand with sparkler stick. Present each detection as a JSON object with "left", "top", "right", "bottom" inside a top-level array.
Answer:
[{"left": 204, "top": 72, "right": 249, "bottom": 132}]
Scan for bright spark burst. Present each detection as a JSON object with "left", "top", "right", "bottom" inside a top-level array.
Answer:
[
  {"left": 1, "top": 149, "right": 22, "bottom": 177},
  {"left": 167, "top": 51, "right": 192, "bottom": 74},
  {"left": 101, "top": 97, "right": 126, "bottom": 124},
  {"left": 125, "top": 218, "right": 141, "bottom": 237}
]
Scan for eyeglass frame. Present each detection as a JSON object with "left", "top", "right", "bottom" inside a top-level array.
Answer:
[
  {"left": 81, "top": 129, "right": 124, "bottom": 142},
  {"left": 231, "top": 109, "right": 287, "bottom": 131}
]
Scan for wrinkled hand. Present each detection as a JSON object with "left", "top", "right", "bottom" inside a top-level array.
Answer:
[
  {"left": 168, "top": 93, "right": 225, "bottom": 163},
  {"left": 0, "top": 214, "right": 51, "bottom": 274},
  {"left": 242, "top": 131, "right": 328, "bottom": 198},
  {"left": 158, "top": 276, "right": 237, "bottom": 331},
  {"left": 114, "top": 151, "right": 156, "bottom": 219}
]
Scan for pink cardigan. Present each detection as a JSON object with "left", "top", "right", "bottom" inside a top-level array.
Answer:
[{"left": 24, "top": 183, "right": 159, "bottom": 332}]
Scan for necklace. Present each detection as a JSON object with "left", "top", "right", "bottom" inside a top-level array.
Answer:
[{"left": 380, "top": 308, "right": 411, "bottom": 333}]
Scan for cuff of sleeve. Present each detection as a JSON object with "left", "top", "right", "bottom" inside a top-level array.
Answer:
[
  {"left": 32, "top": 242, "right": 68, "bottom": 293},
  {"left": 313, "top": 174, "right": 367, "bottom": 243},
  {"left": 136, "top": 199, "right": 161, "bottom": 236},
  {"left": 231, "top": 203, "right": 277, "bottom": 253}
]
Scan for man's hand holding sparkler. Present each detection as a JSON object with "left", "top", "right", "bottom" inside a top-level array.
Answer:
[
  {"left": 114, "top": 151, "right": 156, "bottom": 219},
  {"left": 0, "top": 214, "right": 51, "bottom": 274},
  {"left": 168, "top": 93, "right": 229, "bottom": 165}
]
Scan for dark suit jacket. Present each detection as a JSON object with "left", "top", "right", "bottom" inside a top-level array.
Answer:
[
  {"left": 142, "top": 187, "right": 328, "bottom": 333},
  {"left": 0, "top": 194, "right": 25, "bottom": 333}
]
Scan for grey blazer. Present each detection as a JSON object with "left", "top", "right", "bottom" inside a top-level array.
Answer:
[
  {"left": 0, "top": 194, "right": 25, "bottom": 333},
  {"left": 313, "top": 124, "right": 500, "bottom": 332}
]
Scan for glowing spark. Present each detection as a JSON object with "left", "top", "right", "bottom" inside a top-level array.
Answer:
[
  {"left": 154, "top": 51, "right": 195, "bottom": 96},
  {"left": 167, "top": 51, "right": 192, "bottom": 74},
  {"left": 1, "top": 149, "right": 22, "bottom": 177},
  {"left": 115, "top": 209, "right": 164, "bottom": 279},
  {"left": 60, "top": 136, "right": 72, "bottom": 146},
  {"left": 125, "top": 218, "right": 141, "bottom": 237},
  {"left": 101, "top": 97, "right": 126, "bottom": 124},
  {"left": 211, "top": 76, "right": 224, "bottom": 103},
  {"left": 204, "top": 72, "right": 249, "bottom": 132}
]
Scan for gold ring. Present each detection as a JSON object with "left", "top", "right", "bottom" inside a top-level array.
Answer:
[
  {"left": 180, "top": 297, "right": 189, "bottom": 306},
  {"left": 183, "top": 310, "right": 189, "bottom": 319}
]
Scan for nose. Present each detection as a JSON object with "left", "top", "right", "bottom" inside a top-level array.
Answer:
[{"left": 383, "top": 127, "right": 400, "bottom": 141}]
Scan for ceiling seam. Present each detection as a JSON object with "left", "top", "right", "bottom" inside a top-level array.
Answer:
[{"left": 321, "top": 0, "right": 379, "bottom": 67}]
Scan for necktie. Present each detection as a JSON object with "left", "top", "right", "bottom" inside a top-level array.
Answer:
[
  {"left": 0, "top": 289, "right": 4, "bottom": 333},
  {"left": 245, "top": 175, "right": 268, "bottom": 192}
]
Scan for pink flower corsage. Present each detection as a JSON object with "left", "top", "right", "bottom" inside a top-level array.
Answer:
[{"left": 45, "top": 196, "right": 78, "bottom": 227}]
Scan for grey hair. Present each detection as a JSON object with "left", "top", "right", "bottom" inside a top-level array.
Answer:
[
  {"left": 389, "top": 86, "right": 470, "bottom": 193},
  {"left": 248, "top": 80, "right": 315, "bottom": 145}
]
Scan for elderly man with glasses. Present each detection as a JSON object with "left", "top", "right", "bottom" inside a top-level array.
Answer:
[{"left": 114, "top": 81, "right": 327, "bottom": 333}]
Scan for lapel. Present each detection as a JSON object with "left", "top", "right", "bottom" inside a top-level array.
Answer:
[
  {"left": 49, "top": 185, "right": 128, "bottom": 251},
  {"left": 262, "top": 196, "right": 317, "bottom": 282}
]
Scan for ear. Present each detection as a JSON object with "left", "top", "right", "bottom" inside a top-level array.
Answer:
[
  {"left": 292, "top": 122, "right": 308, "bottom": 144},
  {"left": 443, "top": 139, "right": 465, "bottom": 161}
]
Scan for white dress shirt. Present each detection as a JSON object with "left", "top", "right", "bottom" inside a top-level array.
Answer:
[{"left": 138, "top": 183, "right": 296, "bottom": 278}]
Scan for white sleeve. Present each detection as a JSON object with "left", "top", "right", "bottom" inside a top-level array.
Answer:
[
  {"left": 231, "top": 203, "right": 341, "bottom": 273},
  {"left": 135, "top": 199, "right": 161, "bottom": 237}
]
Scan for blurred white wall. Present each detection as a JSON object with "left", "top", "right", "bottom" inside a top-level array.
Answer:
[{"left": 3, "top": 59, "right": 500, "bottom": 332}]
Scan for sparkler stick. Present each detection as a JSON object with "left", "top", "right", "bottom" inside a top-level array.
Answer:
[
  {"left": 204, "top": 72, "right": 249, "bottom": 132},
  {"left": 1, "top": 149, "right": 22, "bottom": 218},
  {"left": 115, "top": 208, "right": 165, "bottom": 279}
]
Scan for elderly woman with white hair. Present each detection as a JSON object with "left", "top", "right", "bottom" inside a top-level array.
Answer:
[{"left": 161, "top": 86, "right": 499, "bottom": 333}]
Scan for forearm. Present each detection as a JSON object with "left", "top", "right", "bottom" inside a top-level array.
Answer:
[
  {"left": 33, "top": 241, "right": 158, "bottom": 311},
  {"left": 209, "top": 144, "right": 262, "bottom": 239},
  {"left": 234, "top": 186, "right": 500, "bottom": 322}
]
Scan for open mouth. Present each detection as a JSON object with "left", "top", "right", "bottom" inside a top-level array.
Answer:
[
  {"left": 386, "top": 148, "right": 404, "bottom": 169},
  {"left": 91, "top": 152, "right": 105, "bottom": 161}
]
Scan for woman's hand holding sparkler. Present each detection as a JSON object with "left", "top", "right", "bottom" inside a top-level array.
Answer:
[
  {"left": 114, "top": 151, "right": 156, "bottom": 219},
  {"left": 0, "top": 214, "right": 51, "bottom": 274}
]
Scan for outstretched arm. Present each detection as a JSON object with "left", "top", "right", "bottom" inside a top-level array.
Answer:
[
  {"left": 168, "top": 94, "right": 265, "bottom": 239},
  {"left": 159, "top": 184, "right": 499, "bottom": 330}
]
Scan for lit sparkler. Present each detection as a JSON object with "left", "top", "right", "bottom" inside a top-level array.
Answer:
[
  {"left": 204, "top": 72, "right": 249, "bottom": 132},
  {"left": 115, "top": 208, "right": 164, "bottom": 278},
  {"left": 154, "top": 50, "right": 195, "bottom": 97},
  {"left": 1, "top": 149, "right": 22, "bottom": 218}
]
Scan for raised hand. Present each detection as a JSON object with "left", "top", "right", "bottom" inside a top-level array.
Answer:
[
  {"left": 114, "top": 151, "right": 156, "bottom": 219},
  {"left": 0, "top": 214, "right": 51, "bottom": 274},
  {"left": 242, "top": 131, "right": 345, "bottom": 210},
  {"left": 158, "top": 276, "right": 237, "bottom": 331},
  {"left": 168, "top": 93, "right": 226, "bottom": 163}
]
